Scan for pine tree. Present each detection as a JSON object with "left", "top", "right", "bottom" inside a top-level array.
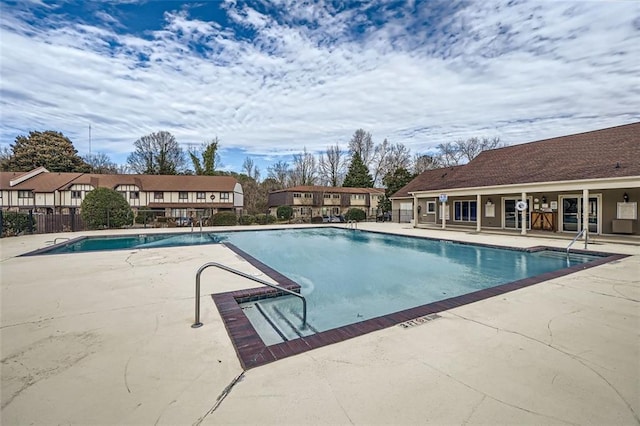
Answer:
[
  {"left": 2, "top": 131, "right": 90, "bottom": 172},
  {"left": 343, "top": 152, "right": 373, "bottom": 188}
]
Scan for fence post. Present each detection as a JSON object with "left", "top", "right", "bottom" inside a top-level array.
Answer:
[
  {"left": 0, "top": 210, "right": 3, "bottom": 237},
  {"left": 28, "top": 209, "right": 34, "bottom": 234}
]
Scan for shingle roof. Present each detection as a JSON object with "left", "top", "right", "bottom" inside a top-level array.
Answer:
[
  {"left": 393, "top": 122, "right": 640, "bottom": 198},
  {"left": 0, "top": 172, "right": 239, "bottom": 192},
  {"left": 271, "top": 185, "right": 385, "bottom": 194}
]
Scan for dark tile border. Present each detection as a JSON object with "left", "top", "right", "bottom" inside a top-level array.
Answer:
[{"left": 212, "top": 238, "right": 629, "bottom": 370}]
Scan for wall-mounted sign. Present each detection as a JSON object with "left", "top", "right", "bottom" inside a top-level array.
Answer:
[{"left": 439, "top": 194, "right": 448, "bottom": 202}]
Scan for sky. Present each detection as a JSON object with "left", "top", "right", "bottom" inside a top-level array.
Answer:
[{"left": 1, "top": 0, "right": 639, "bottom": 175}]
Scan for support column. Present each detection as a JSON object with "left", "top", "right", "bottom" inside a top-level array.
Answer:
[
  {"left": 521, "top": 191, "right": 527, "bottom": 235},
  {"left": 441, "top": 201, "right": 447, "bottom": 229},
  {"left": 476, "top": 194, "right": 482, "bottom": 232},
  {"left": 582, "top": 188, "right": 589, "bottom": 248},
  {"left": 413, "top": 195, "right": 418, "bottom": 228}
]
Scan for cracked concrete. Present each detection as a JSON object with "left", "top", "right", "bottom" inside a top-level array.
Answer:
[{"left": 1, "top": 224, "right": 639, "bottom": 425}]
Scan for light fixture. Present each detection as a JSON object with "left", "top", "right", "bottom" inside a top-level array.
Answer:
[
  {"left": 623, "top": 192, "right": 629, "bottom": 203},
  {"left": 542, "top": 195, "right": 547, "bottom": 203}
]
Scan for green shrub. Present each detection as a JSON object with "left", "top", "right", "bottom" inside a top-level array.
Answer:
[
  {"left": 211, "top": 212, "right": 237, "bottom": 226},
  {"left": 276, "top": 205, "right": 293, "bottom": 220},
  {"left": 310, "top": 216, "right": 324, "bottom": 223},
  {"left": 81, "top": 188, "right": 133, "bottom": 229},
  {"left": 344, "top": 208, "right": 366, "bottom": 222},
  {"left": 238, "top": 215, "right": 255, "bottom": 225},
  {"left": 255, "top": 214, "right": 276, "bottom": 225},
  {"left": 1, "top": 211, "right": 35, "bottom": 236}
]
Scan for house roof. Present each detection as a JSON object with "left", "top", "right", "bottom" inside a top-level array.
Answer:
[
  {"left": 271, "top": 186, "right": 385, "bottom": 195},
  {"left": 0, "top": 171, "right": 240, "bottom": 193},
  {"left": 0, "top": 172, "right": 83, "bottom": 192},
  {"left": 393, "top": 122, "right": 640, "bottom": 198}
]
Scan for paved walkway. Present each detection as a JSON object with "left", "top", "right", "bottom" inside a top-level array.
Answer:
[{"left": 1, "top": 224, "right": 638, "bottom": 425}]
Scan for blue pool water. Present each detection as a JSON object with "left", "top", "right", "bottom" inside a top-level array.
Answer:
[
  {"left": 40, "top": 232, "right": 222, "bottom": 254},
  {"left": 212, "top": 228, "right": 600, "bottom": 343}
]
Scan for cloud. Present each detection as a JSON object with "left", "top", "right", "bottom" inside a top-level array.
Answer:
[{"left": 0, "top": 0, "right": 638, "bottom": 169}]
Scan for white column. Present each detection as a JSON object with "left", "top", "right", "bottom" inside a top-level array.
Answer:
[
  {"left": 413, "top": 195, "right": 418, "bottom": 228},
  {"left": 582, "top": 188, "right": 589, "bottom": 247},
  {"left": 521, "top": 191, "right": 527, "bottom": 235},
  {"left": 476, "top": 194, "right": 482, "bottom": 232},
  {"left": 441, "top": 202, "right": 446, "bottom": 229}
]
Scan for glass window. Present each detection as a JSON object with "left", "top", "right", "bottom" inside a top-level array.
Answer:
[
  {"left": 18, "top": 190, "right": 33, "bottom": 198},
  {"left": 304, "top": 193, "right": 312, "bottom": 198},
  {"left": 323, "top": 194, "right": 331, "bottom": 199},
  {"left": 333, "top": 194, "right": 340, "bottom": 199},
  {"left": 426, "top": 201, "right": 436, "bottom": 213},
  {"left": 454, "top": 201, "right": 477, "bottom": 222},
  {"left": 179, "top": 192, "right": 188, "bottom": 200},
  {"left": 293, "top": 193, "right": 301, "bottom": 198},
  {"left": 130, "top": 191, "right": 139, "bottom": 200},
  {"left": 71, "top": 191, "right": 82, "bottom": 199},
  {"left": 196, "top": 192, "right": 205, "bottom": 199},
  {"left": 220, "top": 192, "right": 230, "bottom": 201},
  {"left": 154, "top": 192, "right": 164, "bottom": 200}
]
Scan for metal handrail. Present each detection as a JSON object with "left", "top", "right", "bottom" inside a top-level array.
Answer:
[
  {"left": 192, "top": 262, "right": 307, "bottom": 329},
  {"left": 566, "top": 228, "right": 587, "bottom": 253},
  {"left": 346, "top": 220, "right": 358, "bottom": 230}
]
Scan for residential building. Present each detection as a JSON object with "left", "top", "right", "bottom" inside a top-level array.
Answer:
[
  {"left": 0, "top": 167, "right": 244, "bottom": 217},
  {"left": 267, "top": 186, "right": 386, "bottom": 219},
  {"left": 391, "top": 122, "right": 640, "bottom": 236}
]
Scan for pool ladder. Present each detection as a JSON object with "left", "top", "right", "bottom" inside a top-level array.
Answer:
[
  {"left": 192, "top": 262, "right": 307, "bottom": 329},
  {"left": 566, "top": 228, "right": 587, "bottom": 254},
  {"left": 346, "top": 220, "right": 358, "bottom": 230}
]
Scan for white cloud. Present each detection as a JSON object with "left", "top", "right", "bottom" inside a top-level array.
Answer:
[{"left": 0, "top": 0, "right": 638, "bottom": 170}]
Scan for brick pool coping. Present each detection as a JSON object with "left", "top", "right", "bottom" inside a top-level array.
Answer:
[{"left": 213, "top": 237, "right": 628, "bottom": 370}]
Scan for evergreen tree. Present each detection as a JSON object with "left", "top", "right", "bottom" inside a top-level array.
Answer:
[
  {"left": 1, "top": 130, "right": 91, "bottom": 172},
  {"left": 343, "top": 152, "right": 373, "bottom": 188},
  {"left": 378, "top": 167, "right": 415, "bottom": 212}
]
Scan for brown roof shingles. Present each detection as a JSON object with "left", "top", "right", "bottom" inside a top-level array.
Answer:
[
  {"left": 272, "top": 186, "right": 385, "bottom": 194},
  {"left": 393, "top": 122, "right": 640, "bottom": 198}
]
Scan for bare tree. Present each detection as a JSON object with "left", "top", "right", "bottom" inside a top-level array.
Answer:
[
  {"left": 370, "top": 138, "right": 390, "bottom": 186},
  {"left": 289, "top": 147, "right": 317, "bottom": 186},
  {"left": 267, "top": 160, "right": 290, "bottom": 189},
  {"left": 436, "top": 136, "right": 504, "bottom": 166},
  {"left": 348, "top": 129, "right": 375, "bottom": 167},
  {"left": 127, "top": 131, "right": 186, "bottom": 174},
  {"left": 412, "top": 154, "right": 441, "bottom": 174},
  {"left": 242, "top": 157, "right": 261, "bottom": 181},
  {"left": 370, "top": 139, "right": 411, "bottom": 186},
  {"left": 435, "top": 141, "right": 463, "bottom": 167},
  {"left": 83, "top": 152, "right": 119, "bottom": 174},
  {"left": 318, "top": 144, "right": 346, "bottom": 187}
]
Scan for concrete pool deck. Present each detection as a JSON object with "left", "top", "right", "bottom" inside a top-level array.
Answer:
[{"left": 1, "top": 223, "right": 638, "bottom": 425}]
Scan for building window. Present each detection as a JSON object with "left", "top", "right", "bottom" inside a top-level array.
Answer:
[
  {"left": 179, "top": 192, "right": 188, "bottom": 200},
  {"left": 351, "top": 194, "right": 365, "bottom": 200},
  {"left": 18, "top": 190, "right": 34, "bottom": 199},
  {"left": 333, "top": 194, "right": 340, "bottom": 199},
  {"left": 454, "top": 200, "right": 477, "bottom": 222},
  {"left": 303, "top": 193, "right": 312, "bottom": 198},
  {"left": 220, "top": 192, "right": 230, "bottom": 201},
  {"left": 119, "top": 191, "right": 127, "bottom": 198},
  {"left": 154, "top": 192, "right": 164, "bottom": 200},
  {"left": 130, "top": 191, "right": 139, "bottom": 200},
  {"left": 293, "top": 193, "right": 301, "bottom": 198},
  {"left": 426, "top": 201, "right": 436, "bottom": 214},
  {"left": 323, "top": 194, "right": 331, "bottom": 199},
  {"left": 196, "top": 192, "right": 205, "bottom": 199},
  {"left": 71, "top": 191, "right": 82, "bottom": 199}
]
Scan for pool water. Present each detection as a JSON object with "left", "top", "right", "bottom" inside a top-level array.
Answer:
[
  {"left": 213, "top": 228, "right": 601, "bottom": 344},
  {"left": 41, "top": 232, "right": 222, "bottom": 254}
]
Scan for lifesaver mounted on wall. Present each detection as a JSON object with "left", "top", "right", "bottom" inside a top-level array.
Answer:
[{"left": 515, "top": 200, "right": 528, "bottom": 211}]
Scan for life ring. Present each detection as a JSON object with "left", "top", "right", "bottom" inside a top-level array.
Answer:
[{"left": 515, "top": 200, "right": 528, "bottom": 211}]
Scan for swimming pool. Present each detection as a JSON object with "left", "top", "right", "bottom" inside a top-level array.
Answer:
[
  {"left": 215, "top": 228, "right": 601, "bottom": 344},
  {"left": 27, "top": 226, "right": 622, "bottom": 368}
]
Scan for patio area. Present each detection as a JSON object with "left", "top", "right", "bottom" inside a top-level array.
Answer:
[{"left": 1, "top": 223, "right": 638, "bottom": 425}]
